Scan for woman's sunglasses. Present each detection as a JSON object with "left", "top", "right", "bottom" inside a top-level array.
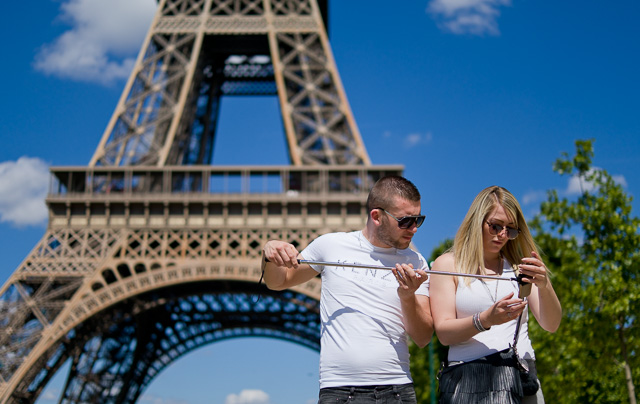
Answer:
[
  {"left": 375, "top": 208, "right": 426, "bottom": 229},
  {"left": 486, "top": 221, "right": 520, "bottom": 240}
]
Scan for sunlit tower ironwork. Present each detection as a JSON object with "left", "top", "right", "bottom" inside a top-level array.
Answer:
[{"left": 0, "top": 0, "right": 403, "bottom": 402}]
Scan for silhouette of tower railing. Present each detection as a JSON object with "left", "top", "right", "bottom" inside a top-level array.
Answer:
[{"left": 0, "top": 1, "right": 404, "bottom": 402}]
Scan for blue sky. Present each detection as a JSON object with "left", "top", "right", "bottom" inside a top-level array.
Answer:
[{"left": 1, "top": 0, "right": 639, "bottom": 403}]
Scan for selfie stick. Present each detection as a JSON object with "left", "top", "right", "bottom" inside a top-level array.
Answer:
[{"left": 298, "top": 259, "right": 519, "bottom": 282}]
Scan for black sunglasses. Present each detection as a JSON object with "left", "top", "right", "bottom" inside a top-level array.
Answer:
[
  {"left": 375, "top": 208, "right": 426, "bottom": 229},
  {"left": 486, "top": 221, "right": 520, "bottom": 240}
]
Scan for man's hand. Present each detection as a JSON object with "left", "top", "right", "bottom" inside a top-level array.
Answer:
[
  {"left": 392, "top": 263, "right": 428, "bottom": 298},
  {"left": 263, "top": 240, "right": 300, "bottom": 268}
]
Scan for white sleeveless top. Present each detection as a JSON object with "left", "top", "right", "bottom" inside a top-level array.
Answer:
[{"left": 449, "top": 259, "right": 536, "bottom": 362}]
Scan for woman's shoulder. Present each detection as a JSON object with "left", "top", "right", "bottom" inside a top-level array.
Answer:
[
  {"left": 433, "top": 252, "right": 456, "bottom": 269},
  {"left": 431, "top": 252, "right": 458, "bottom": 288}
]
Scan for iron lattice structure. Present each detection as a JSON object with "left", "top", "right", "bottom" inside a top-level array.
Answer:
[{"left": 0, "top": 0, "right": 404, "bottom": 402}]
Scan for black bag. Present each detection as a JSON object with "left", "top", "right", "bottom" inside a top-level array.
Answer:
[
  {"left": 438, "top": 348, "right": 523, "bottom": 404},
  {"left": 438, "top": 310, "right": 539, "bottom": 403},
  {"left": 510, "top": 313, "right": 540, "bottom": 397},
  {"left": 518, "top": 357, "right": 539, "bottom": 396}
]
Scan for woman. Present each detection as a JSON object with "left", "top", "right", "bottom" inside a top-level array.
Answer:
[{"left": 430, "top": 186, "right": 561, "bottom": 404}]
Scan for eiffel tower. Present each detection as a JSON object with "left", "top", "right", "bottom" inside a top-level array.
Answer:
[{"left": 0, "top": 0, "right": 403, "bottom": 402}]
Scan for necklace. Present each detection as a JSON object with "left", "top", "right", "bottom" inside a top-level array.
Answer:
[
  {"left": 480, "top": 279, "right": 499, "bottom": 303},
  {"left": 480, "top": 257, "right": 502, "bottom": 303}
]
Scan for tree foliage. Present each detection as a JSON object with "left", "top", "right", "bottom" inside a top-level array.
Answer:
[{"left": 528, "top": 139, "right": 640, "bottom": 403}]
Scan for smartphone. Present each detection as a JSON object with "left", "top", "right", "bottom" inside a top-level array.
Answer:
[{"left": 517, "top": 273, "right": 532, "bottom": 298}]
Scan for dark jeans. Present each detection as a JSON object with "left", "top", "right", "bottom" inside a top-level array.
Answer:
[{"left": 318, "top": 383, "right": 416, "bottom": 403}]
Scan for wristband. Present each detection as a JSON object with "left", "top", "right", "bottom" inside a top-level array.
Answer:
[{"left": 473, "top": 312, "right": 490, "bottom": 332}]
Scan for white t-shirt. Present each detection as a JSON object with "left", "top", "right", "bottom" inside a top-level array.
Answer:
[
  {"left": 301, "top": 231, "right": 429, "bottom": 389},
  {"left": 449, "top": 259, "right": 535, "bottom": 362}
]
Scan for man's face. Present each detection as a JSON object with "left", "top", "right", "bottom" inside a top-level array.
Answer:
[{"left": 374, "top": 197, "right": 422, "bottom": 249}]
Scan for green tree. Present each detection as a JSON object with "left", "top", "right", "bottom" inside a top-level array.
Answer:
[{"left": 529, "top": 139, "right": 639, "bottom": 403}]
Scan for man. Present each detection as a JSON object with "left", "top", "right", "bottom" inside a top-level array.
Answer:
[{"left": 262, "top": 175, "right": 433, "bottom": 403}]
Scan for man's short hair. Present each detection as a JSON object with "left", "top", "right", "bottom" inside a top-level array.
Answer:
[{"left": 366, "top": 175, "right": 421, "bottom": 211}]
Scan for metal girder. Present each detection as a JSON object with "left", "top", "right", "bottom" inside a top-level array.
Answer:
[
  {"left": 51, "top": 285, "right": 319, "bottom": 403},
  {"left": 89, "top": 0, "right": 369, "bottom": 167},
  {"left": 0, "top": 0, "right": 393, "bottom": 402},
  {"left": 0, "top": 165, "right": 401, "bottom": 402}
]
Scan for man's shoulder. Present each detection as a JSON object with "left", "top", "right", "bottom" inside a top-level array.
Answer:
[
  {"left": 314, "top": 231, "right": 358, "bottom": 242},
  {"left": 304, "top": 231, "right": 359, "bottom": 251},
  {"left": 399, "top": 247, "right": 428, "bottom": 266}
]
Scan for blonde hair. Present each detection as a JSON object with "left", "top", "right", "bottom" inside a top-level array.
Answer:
[{"left": 452, "top": 186, "right": 539, "bottom": 285}]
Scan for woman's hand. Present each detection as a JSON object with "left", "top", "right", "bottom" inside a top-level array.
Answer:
[
  {"left": 518, "top": 251, "right": 550, "bottom": 289},
  {"left": 481, "top": 292, "right": 527, "bottom": 328},
  {"left": 522, "top": 251, "right": 563, "bottom": 333}
]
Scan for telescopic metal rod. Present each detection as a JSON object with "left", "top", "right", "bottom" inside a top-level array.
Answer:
[{"left": 298, "top": 260, "right": 518, "bottom": 282}]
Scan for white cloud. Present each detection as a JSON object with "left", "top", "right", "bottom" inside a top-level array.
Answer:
[
  {"left": 0, "top": 157, "right": 50, "bottom": 227},
  {"left": 612, "top": 175, "right": 627, "bottom": 187},
  {"left": 565, "top": 168, "right": 627, "bottom": 196},
  {"left": 34, "top": 0, "right": 156, "bottom": 85},
  {"left": 403, "top": 131, "right": 433, "bottom": 148},
  {"left": 427, "top": 0, "right": 511, "bottom": 35},
  {"left": 42, "top": 391, "right": 57, "bottom": 400},
  {"left": 566, "top": 173, "right": 595, "bottom": 195},
  {"left": 519, "top": 168, "right": 628, "bottom": 208},
  {"left": 138, "top": 393, "right": 189, "bottom": 404},
  {"left": 521, "top": 190, "right": 547, "bottom": 206},
  {"left": 36, "top": 388, "right": 60, "bottom": 403},
  {"left": 225, "top": 389, "right": 270, "bottom": 404}
]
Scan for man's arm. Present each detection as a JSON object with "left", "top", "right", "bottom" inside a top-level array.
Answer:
[
  {"left": 393, "top": 264, "right": 433, "bottom": 348},
  {"left": 262, "top": 240, "right": 317, "bottom": 290}
]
